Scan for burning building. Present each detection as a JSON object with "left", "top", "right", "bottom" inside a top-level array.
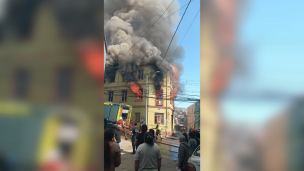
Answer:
[
  {"left": 104, "top": 0, "right": 185, "bottom": 135},
  {"left": 104, "top": 65, "right": 175, "bottom": 135}
]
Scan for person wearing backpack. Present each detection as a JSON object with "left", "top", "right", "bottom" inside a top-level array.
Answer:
[{"left": 131, "top": 123, "right": 141, "bottom": 154}]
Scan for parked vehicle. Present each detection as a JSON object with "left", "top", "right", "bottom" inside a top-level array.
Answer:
[
  {"left": 188, "top": 145, "right": 200, "bottom": 171},
  {"left": 104, "top": 102, "right": 132, "bottom": 129}
]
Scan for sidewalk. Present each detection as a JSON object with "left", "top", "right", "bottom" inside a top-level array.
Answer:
[{"left": 116, "top": 137, "right": 178, "bottom": 171}]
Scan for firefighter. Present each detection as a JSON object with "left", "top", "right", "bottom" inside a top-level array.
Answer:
[{"left": 155, "top": 121, "right": 162, "bottom": 139}]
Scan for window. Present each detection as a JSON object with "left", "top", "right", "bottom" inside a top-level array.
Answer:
[
  {"left": 138, "top": 69, "right": 143, "bottom": 79},
  {"left": 135, "top": 113, "right": 140, "bottom": 123},
  {"left": 14, "top": 69, "right": 29, "bottom": 99},
  {"left": 156, "top": 90, "right": 163, "bottom": 106},
  {"left": 154, "top": 113, "right": 164, "bottom": 124},
  {"left": 108, "top": 91, "right": 114, "bottom": 102},
  {"left": 135, "top": 88, "right": 143, "bottom": 101},
  {"left": 121, "top": 90, "right": 127, "bottom": 102},
  {"left": 57, "top": 68, "right": 73, "bottom": 100},
  {"left": 110, "top": 75, "right": 115, "bottom": 83}
]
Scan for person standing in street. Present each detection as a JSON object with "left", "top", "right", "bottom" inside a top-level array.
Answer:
[
  {"left": 155, "top": 121, "right": 162, "bottom": 139},
  {"left": 123, "top": 118, "right": 128, "bottom": 140},
  {"left": 114, "top": 125, "right": 122, "bottom": 148},
  {"left": 134, "top": 132, "right": 162, "bottom": 171},
  {"left": 135, "top": 124, "right": 147, "bottom": 150},
  {"left": 177, "top": 135, "right": 190, "bottom": 171},
  {"left": 182, "top": 133, "right": 188, "bottom": 143},
  {"left": 194, "top": 131, "right": 200, "bottom": 148},
  {"left": 188, "top": 132, "right": 197, "bottom": 156},
  {"left": 104, "top": 129, "right": 121, "bottom": 171},
  {"left": 149, "top": 129, "right": 156, "bottom": 143},
  {"left": 131, "top": 123, "right": 141, "bottom": 154}
]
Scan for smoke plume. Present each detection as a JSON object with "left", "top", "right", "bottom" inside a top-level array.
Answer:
[{"left": 104, "top": 0, "right": 185, "bottom": 95}]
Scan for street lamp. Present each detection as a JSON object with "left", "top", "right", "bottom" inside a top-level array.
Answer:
[{"left": 146, "top": 71, "right": 160, "bottom": 125}]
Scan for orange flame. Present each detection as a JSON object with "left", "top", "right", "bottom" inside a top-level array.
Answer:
[
  {"left": 79, "top": 41, "right": 104, "bottom": 82},
  {"left": 129, "top": 82, "right": 143, "bottom": 101},
  {"left": 170, "top": 65, "right": 179, "bottom": 99},
  {"left": 155, "top": 89, "right": 162, "bottom": 99}
]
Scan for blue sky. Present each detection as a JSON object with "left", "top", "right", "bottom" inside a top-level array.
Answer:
[
  {"left": 221, "top": 0, "right": 304, "bottom": 126},
  {"left": 174, "top": 0, "right": 200, "bottom": 108}
]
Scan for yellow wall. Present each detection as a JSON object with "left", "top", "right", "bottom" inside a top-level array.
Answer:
[{"left": 104, "top": 65, "right": 175, "bottom": 135}]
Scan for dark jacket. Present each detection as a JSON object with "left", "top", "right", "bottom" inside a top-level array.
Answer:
[
  {"left": 195, "top": 138, "right": 200, "bottom": 148},
  {"left": 114, "top": 129, "right": 122, "bottom": 143},
  {"left": 104, "top": 141, "right": 121, "bottom": 171},
  {"left": 177, "top": 142, "right": 190, "bottom": 169}
]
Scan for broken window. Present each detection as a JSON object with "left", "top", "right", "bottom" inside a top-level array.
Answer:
[
  {"left": 170, "top": 91, "right": 173, "bottom": 105},
  {"left": 108, "top": 91, "right": 113, "bottom": 102},
  {"left": 138, "top": 69, "right": 143, "bottom": 79},
  {"left": 136, "top": 88, "right": 143, "bottom": 101},
  {"left": 121, "top": 90, "right": 127, "bottom": 102},
  {"left": 110, "top": 75, "right": 115, "bottom": 83},
  {"left": 156, "top": 90, "right": 163, "bottom": 106}
]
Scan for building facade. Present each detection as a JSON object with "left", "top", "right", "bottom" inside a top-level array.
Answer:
[
  {"left": 187, "top": 103, "right": 195, "bottom": 131},
  {"left": 104, "top": 65, "right": 175, "bottom": 135},
  {"left": 174, "top": 107, "right": 187, "bottom": 132},
  {"left": 194, "top": 101, "right": 200, "bottom": 130}
]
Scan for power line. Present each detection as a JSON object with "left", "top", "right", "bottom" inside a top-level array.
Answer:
[
  {"left": 124, "top": 0, "right": 175, "bottom": 55},
  {"left": 171, "top": 8, "right": 200, "bottom": 58},
  {"left": 117, "top": 2, "right": 189, "bottom": 44},
  {"left": 159, "top": 0, "right": 192, "bottom": 66}
]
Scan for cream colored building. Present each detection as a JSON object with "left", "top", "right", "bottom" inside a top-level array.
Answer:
[{"left": 104, "top": 65, "right": 175, "bottom": 135}]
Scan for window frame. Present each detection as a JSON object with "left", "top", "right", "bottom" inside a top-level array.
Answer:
[
  {"left": 109, "top": 74, "right": 116, "bottom": 83},
  {"left": 107, "top": 91, "right": 114, "bottom": 102},
  {"left": 120, "top": 90, "right": 128, "bottom": 102},
  {"left": 56, "top": 67, "right": 73, "bottom": 101},
  {"left": 154, "top": 113, "right": 164, "bottom": 125},
  {"left": 135, "top": 88, "right": 143, "bottom": 102},
  {"left": 13, "top": 69, "right": 30, "bottom": 100},
  {"left": 155, "top": 89, "right": 163, "bottom": 106},
  {"left": 137, "top": 69, "right": 144, "bottom": 80},
  {"left": 135, "top": 112, "right": 141, "bottom": 123}
]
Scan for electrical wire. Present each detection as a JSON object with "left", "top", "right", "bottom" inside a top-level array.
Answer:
[
  {"left": 158, "top": 0, "right": 192, "bottom": 66},
  {"left": 171, "top": 8, "right": 200, "bottom": 58},
  {"left": 117, "top": 2, "right": 189, "bottom": 44},
  {"left": 124, "top": 0, "right": 175, "bottom": 55}
]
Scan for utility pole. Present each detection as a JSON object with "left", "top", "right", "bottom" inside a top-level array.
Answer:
[{"left": 145, "top": 75, "right": 148, "bottom": 125}]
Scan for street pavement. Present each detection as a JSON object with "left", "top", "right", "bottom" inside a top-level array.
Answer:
[{"left": 116, "top": 136, "right": 180, "bottom": 171}]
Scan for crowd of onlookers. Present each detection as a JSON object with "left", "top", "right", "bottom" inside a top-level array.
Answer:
[{"left": 104, "top": 121, "right": 200, "bottom": 171}]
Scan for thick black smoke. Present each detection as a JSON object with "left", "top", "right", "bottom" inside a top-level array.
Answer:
[{"left": 104, "top": 0, "right": 185, "bottom": 91}]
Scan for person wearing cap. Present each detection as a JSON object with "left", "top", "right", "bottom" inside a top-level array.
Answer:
[
  {"left": 188, "top": 132, "right": 197, "bottom": 156},
  {"left": 177, "top": 135, "right": 190, "bottom": 171},
  {"left": 155, "top": 121, "right": 162, "bottom": 139}
]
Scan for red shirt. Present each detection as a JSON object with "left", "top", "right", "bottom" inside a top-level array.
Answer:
[{"left": 117, "top": 120, "right": 124, "bottom": 131}]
